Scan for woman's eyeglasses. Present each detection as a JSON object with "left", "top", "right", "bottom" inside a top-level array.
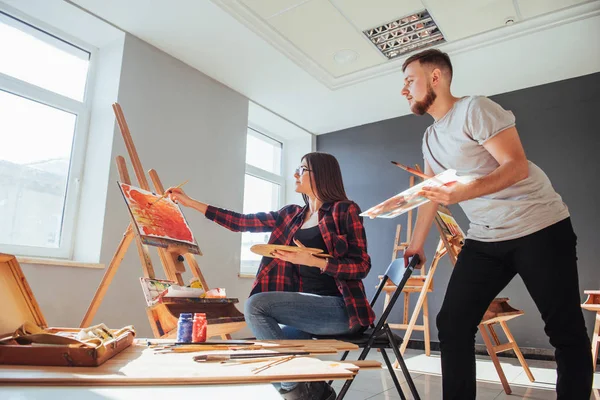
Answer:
[{"left": 295, "top": 166, "right": 311, "bottom": 176}]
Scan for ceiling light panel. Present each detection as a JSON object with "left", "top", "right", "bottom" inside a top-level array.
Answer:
[{"left": 364, "top": 10, "right": 445, "bottom": 59}]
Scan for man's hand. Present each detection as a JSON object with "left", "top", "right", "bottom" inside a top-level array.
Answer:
[
  {"left": 418, "top": 181, "right": 468, "bottom": 206},
  {"left": 404, "top": 246, "right": 426, "bottom": 269}
]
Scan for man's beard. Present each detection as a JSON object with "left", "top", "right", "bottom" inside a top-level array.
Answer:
[{"left": 411, "top": 83, "right": 437, "bottom": 115}]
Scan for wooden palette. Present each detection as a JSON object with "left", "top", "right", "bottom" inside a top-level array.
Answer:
[{"left": 250, "top": 244, "right": 332, "bottom": 259}]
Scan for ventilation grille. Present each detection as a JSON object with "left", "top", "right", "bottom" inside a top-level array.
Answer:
[{"left": 364, "top": 10, "right": 445, "bottom": 60}]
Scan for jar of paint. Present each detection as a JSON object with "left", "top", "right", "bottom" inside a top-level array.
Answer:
[
  {"left": 192, "top": 313, "right": 207, "bottom": 343},
  {"left": 176, "top": 313, "right": 193, "bottom": 343}
]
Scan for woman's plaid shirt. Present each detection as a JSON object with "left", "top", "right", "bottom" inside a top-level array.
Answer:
[{"left": 205, "top": 200, "right": 376, "bottom": 329}]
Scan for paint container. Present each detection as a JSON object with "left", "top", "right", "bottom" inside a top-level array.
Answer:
[
  {"left": 176, "top": 313, "right": 193, "bottom": 343},
  {"left": 192, "top": 313, "right": 207, "bottom": 343}
]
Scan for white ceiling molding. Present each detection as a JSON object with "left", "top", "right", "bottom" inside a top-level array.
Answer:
[{"left": 212, "top": 0, "right": 600, "bottom": 90}]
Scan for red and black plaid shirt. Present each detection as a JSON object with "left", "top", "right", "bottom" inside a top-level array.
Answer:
[{"left": 205, "top": 201, "right": 376, "bottom": 329}]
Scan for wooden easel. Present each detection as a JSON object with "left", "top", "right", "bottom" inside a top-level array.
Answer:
[
  {"left": 479, "top": 298, "right": 535, "bottom": 394},
  {"left": 80, "top": 103, "right": 245, "bottom": 339},
  {"left": 395, "top": 204, "right": 462, "bottom": 357},
  {"left": 381, "top": 165, "right": 467, "bottom": 367},
  {"left": 379, "top": 166, "right": 462, "bottom": 361},
  {"left": 381, "top": 174, "right": 434, "bottom": 357}
]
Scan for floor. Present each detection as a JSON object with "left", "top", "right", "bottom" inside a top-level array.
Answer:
[{"left": 322, "top": 349, "right": 600, "bottom": 399}]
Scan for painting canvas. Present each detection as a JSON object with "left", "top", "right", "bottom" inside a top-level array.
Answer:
[
  {"left": 437, "top": 209, "right": 465, "bottom": 238},
  {"left": 361, "top": 169, "right": 474, "bottom": 219},
  {"left": 118, "top": 182, "right": 199, "bottom": 252}
]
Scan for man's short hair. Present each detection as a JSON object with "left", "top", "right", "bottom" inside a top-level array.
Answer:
[{"left": 402, "top": 49, "right": 453, "bottom": 81}]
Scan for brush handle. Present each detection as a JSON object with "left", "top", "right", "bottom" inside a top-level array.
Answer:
[{"left": 193, "top": 351, "right": 309, "bottom": 362}]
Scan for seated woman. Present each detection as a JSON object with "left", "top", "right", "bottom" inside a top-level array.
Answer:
[{"left": 168, "top": 152, "right": 375, "bottom": 400}]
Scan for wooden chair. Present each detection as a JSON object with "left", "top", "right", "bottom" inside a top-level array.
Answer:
[{"left": 478, "top": 298, "right": 535, "bottom": 395}]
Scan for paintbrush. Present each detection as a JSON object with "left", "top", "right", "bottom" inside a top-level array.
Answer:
[
  {"left": 154, "top": 344, "right": 264, "bottom": 354},
  {"left": 221, "top": 357, "right": 290, "bottom": 366},
  {"left": 252, "top": 355, "right": 297, "bottom": 374},
  {"left": 391, "top": 161, "right": 431, "bottom": 180},
  {"left": 148, "top": 179, "right": 189, "bottom": 206},
  {"left": 193, "top": 351, "right": 309, "bottom": 362},
  {"left": 147, "top": 340, "right": 257, "bottom": 347}
]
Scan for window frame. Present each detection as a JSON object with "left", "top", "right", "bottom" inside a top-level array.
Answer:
[
  {"left": 0, "top": 9, "right": 97, "bottom": 259},
  {"left": 240, "top": 126, "right": 286, "bottom": 276}
]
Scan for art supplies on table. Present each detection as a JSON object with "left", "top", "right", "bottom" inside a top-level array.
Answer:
[
  {"left": 139, "top": 277, "right": 173, "bottom": 306},
  {"left": 165, "top": 285, "right": 206, "bottom": 298},
  {"left": 361, "top": 169, "right": 475, "bottom": 219},
  {"left": 77, "top": 323, "right": 115, "bottom": 341},
  {"left": 193, "top": 351, "right": 310, "bottom": 362},
  {"left": 252, "top": 355, "right": 297, "bottom": 374},
  {"left": 154, "top": 345, "right": 266, "bottom": 354},
  {"left": 204, "top": 287, "right": 227, "bottom": 298},
  {"left": 189, "top": 277, "right": 204, "bottom": 289},
  {"left": 149, "top": 339, "right": 307, "bottom": 353},
  {"left": 146, "top": 339, "right": 256, "bottom": 347},
  {"left": 0, "top": 253, "right": 136, "bottom": 367},
  {"left": 139, "top": 278, "right": 226, "bottom": 307},
  {"left": 174, "top": 312, "right": 209, "bottom": 344},
  {"left": 192, "top": 313, "right": 207, "bottom": 343},
  {"left": 176, "top": 313, "right": 194, "bottom": 343}
]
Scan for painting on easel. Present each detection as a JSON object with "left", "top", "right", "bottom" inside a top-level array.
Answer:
[{"left": 117, "top": 182, "right": 201, "bottom": 254}]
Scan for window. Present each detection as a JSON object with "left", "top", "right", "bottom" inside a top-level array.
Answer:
[
  {"left": 240, "top": 128, "right": 284, "bottom": 275},
  {"left": 0, "top": 11, "right": 93, "bottom": 258}
]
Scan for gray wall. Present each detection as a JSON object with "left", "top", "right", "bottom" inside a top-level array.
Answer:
[
  {"left": 21, "top": 34, "right": 254, "bottom": 338},
  {"left": 317, "top": 72, "right": 600, "bottom": 350}
]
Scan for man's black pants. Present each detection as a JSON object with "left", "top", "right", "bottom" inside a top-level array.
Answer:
[{"left": 437, "top": 218, "right": 592, "bottom": 399}]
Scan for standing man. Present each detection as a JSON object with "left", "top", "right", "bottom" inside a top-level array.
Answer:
[{"left": 398, "top": 49, "right": 592, "bottom": 399}]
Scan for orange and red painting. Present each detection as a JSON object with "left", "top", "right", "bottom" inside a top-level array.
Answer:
[{"left": 118, "top": 182, "right": 196, "bottom": 246}]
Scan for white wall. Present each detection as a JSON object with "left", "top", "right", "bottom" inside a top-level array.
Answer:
[
  {"left": 21, "top": 34, "right": 254, "bottom": 337},
  {"left": 72, "top": 36, "right": 125, "bottom": 263}
]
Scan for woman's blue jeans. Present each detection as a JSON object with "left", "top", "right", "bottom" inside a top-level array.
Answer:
[{"left": 244, "top": 291, "right": 358, "bottom": 392}]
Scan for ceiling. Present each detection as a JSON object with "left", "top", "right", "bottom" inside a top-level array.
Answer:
[
  {"left": 63, "top": 0, "right": 600, "bottom": 134},
  {"left": 221, "top": 0, "right": 590, "bottom": 85}
]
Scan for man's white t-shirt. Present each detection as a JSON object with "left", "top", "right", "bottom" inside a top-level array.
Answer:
[{"left": 422, "top": 96, "right": 569, "bottom": 242}]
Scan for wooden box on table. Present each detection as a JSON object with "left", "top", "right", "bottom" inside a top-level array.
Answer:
[{"left": 0, "top": 253, "right": 135, "bottom": 367}]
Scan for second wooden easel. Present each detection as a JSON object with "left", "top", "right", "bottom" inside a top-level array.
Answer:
[
  {"left": 393, "top": 204, "right": 462, "bottom": 356},
  {"left": 380, "top": 167, "right": 462, "bottom": 360},
  {"left": 80, "top": 103, "right": 246, "bottom": 339}
]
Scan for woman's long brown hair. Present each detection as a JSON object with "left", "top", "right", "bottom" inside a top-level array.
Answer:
[{"left": 301, "top": 152, "right": 349, "bottom": 206}]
